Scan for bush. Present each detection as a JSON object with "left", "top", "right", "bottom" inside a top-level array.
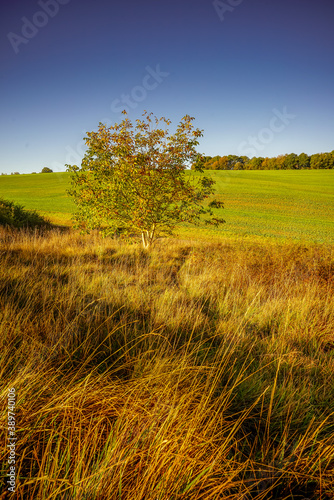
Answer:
[
  {"left": 0, "top": 198, "right": 51, "bottom": 229},
  {"left": 41, "top": 167, "right": 53, "bottom": 173}
]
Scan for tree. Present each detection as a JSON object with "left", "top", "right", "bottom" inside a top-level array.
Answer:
[
  {"left": 246, "top": 157, "right": 264, "bottom": 170},
  {"left": 283, "top": 153, "right": 299, "bottom": 169},
  {"left": 41, "top": 167, "right": 53, "bottom": 173},
  {"left": 66, "top": 111, "right": 225, "bottom": 249},
  {"left": 261, "top": 157, "right": 272, "bottom": 170},
  {"left": 298, "top": 153, "right": 310, "bottom": 169},
  {"left": 276, "top": 155, "right": 287, "bottom": 170},
  {"left": 192, "top": 155, "right": 212, "bottom": 170},
  {"left": 309, "top": 153, "right": 333, "bottom": 169},
  {"left": 217, "top": 156, "right": 229, "bottom": 169}
]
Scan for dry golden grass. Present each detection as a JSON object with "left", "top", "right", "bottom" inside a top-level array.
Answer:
[{"left": 0, "top": 227, "right": 333, "bottom": 499}]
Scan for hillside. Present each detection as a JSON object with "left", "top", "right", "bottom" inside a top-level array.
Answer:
[{"left": 0, "top": 170, "right": 333, "bottom": 243}]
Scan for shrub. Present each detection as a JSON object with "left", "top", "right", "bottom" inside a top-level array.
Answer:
[
  {"left": 41, "top": 167, "right": 53, "bottom": 173},
  {"left": 0, "top": 198, "right": 51, "bottom": 229}
]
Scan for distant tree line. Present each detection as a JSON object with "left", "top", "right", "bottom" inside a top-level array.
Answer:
[
  {"left": 197, "top": 151, "right": 334, "bottom": 170},
  {"left": 0, "top": 167, "right": 53, "bottom": 175}
]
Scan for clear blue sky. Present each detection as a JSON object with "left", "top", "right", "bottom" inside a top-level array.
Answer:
[{"left": 1, "top": 0, "right": 333, "bottom": 174}]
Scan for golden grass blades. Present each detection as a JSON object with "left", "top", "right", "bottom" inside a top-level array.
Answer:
[{"left": 0, "top": 227, "right": 333, "bottom": 498}]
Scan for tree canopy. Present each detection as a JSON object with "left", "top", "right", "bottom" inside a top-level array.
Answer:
[
  {"left": 66, "top": 111, "right": 225, "bottom": 248},
  {"left": 202, "top": 151, "right": 334, "bottom": 170}
]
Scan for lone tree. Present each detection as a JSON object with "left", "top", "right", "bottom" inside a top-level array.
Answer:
[{"left": 66, "top": 111, "right": 225, "bottom": 248}]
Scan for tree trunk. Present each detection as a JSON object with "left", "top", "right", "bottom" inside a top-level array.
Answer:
[
  {"left": 141, "top": 227, "right": 155, "bottom": 249},
  {"left": 141, "top": 231, "right": 149, "bottom": 249}
]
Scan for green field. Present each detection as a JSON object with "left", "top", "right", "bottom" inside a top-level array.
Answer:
[
  {"left": 1, "top": 171, "right": 334, "bottom": 498},
  {"left": 207, "top": 170, "right": 334, "bottom": 244},
  {"left": 0, "top": 170, "right": 333, "bottom": 243},
  {"left": 0, "top": 172, "right": 73, "bottom": 225}
]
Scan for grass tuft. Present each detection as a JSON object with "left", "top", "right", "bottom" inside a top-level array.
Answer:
[{"left": 0, "top": 227, "right": 333, "bottom": 498}]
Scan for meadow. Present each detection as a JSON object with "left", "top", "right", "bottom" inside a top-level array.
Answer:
[
  {"left": 0, "top": 173, "right": 73, "bottom": 226},
  {"left": 0, "top": 170, "right": 334, "bottom": 499},
  {"left": 1, "top": 170, "right": 333, "bottom": 243}
]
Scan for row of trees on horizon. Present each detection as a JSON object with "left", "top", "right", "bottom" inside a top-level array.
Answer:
[
  {"left": 2, "top": 152, "right": 334, "bottom": 176},
  {"left": 198, "top": 151, "right": 334, "bottom": 170}
]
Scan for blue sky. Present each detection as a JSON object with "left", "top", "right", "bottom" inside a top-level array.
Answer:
[{"left": 1, "top": 0, "right": 333, "bottom": 174}]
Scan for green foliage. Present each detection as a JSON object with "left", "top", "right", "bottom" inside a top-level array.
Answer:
[
  {"left": 246, "top": 156, "right": 265, "bottom": 170},
  {"left": 283, "top": 152, "right": 299, "bottom": 169},
  {"left": 203, "top": 155, "right": 250, "bottom": 170},
  {"left": 310, "top": 151, "right": 334, "bottom": 169},
  {"left": 0, "top": 198, "right": 50, "bottom": 229},
  {"left": 41, "top": 166, "right": 53, "bottom": 173},
  {"left": 66, "top": 111, "right": 225, "bottom": 248},
  {"left": 204, "top": 150, "right": 334, "bottom": 170},
  {"left": 298, "top": 153, "right": 310, "bottom": 169}
]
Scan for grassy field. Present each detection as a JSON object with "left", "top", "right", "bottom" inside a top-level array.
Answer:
[
  {"left": 0, "top": 228, "right": 333, "bottom": 498},
  {"left": 1, "top": 170, "right": 334, "bottom": 498},
  {"left": 0, "top": 172, "right": 73, "bottom": 225},
  {"left": 209, "top": 170, "right": 334, "bottom": 244},
  {"left": 0, "top": 170, "right": 333, "bottom": 243}
]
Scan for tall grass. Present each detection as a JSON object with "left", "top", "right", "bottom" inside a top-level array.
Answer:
[{"left": 0, "top": 227, "right": 333, "bottom": 499}]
